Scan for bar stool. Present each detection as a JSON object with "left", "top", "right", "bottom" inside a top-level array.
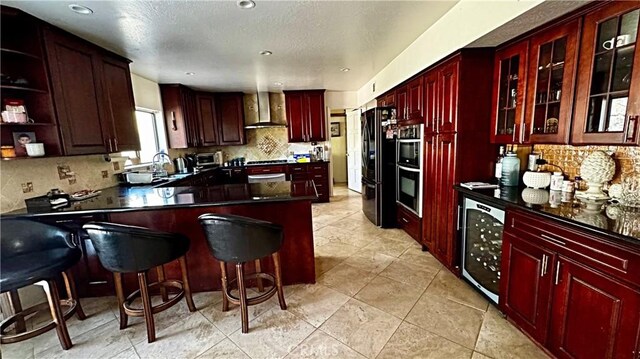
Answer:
[
  {"left": 0, "top": 219, "right": 86, "bottom": 350},
  {"left": 198, "top": 214, "right": 286, "bottom": 333},
  {"left": 83, "top": 222, "right": 196, "bottom": 343}
]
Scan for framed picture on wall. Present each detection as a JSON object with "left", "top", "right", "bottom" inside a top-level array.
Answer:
[{"left": 330, "top": 122, "right": 340, "bottom": 137}]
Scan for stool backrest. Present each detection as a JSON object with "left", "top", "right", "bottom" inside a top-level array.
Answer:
[
  {"left": 83, "top": 222, "right": 189, "bottom": 273},
  {"left": 198, "top": 214, "right": 283, "bottom": 263},
  {"left": 1, "top": 219, "right": 74, "bottom": 259}
]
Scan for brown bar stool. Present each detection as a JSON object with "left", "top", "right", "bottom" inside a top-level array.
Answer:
[
  {"left": 198, "top": 214, "right": 286, "bottom": 333},
  {"left": 83, "top": 222, "right": 196, "bottom": 343},
  {"left": 0, "top": 219, "right": 86, "bottom": 350}
]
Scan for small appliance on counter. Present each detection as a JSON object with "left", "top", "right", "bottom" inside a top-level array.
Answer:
[
  {"left": 196, "top": 153, "right": 218, "bottom": 168},
  {"left": 214, "top": 151, "right": 224, "bottom": 165},
  {"left": 173, "top": 156, "right": 188, "bottom": 174},
  {"left": 185, "top": 153, "right": 197, "bottom": 172}
]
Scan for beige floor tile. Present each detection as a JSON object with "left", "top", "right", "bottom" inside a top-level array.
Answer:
[
  {"left": 109, "top": 347, "right": 141, "bottom": 359},
  {"left": 354, "top": 276, "right": 423, "bottom": 319},
  {"left": 317, "top": 263, "right": 376, "bottom": 296},
  {"left": 283, "top": 284, "right": 350, "bottom": 327},
  {"left": 342, "top": 249, "right": 395, "bottom": 274},
  {"left": 0, "top": 342, "right": 34, "bottom": 359},
  {"left": 319, "top": 298, "right": 401, "bottom": 358},
  {"left": 314, "top": 242, "right": 361, "bottom": 276},
  {"left": 379, "top": 259, "right": 439, "bottom": 290},
  {"left": 36, "top": 320, "right": 132, "bottom": 359},
  {"left": 425, "top": 270, "right": 489, "bottom": 312},
  {"left": 120, "top": 299, "right": 195, "bottom": 345},
  {"left": 405, "top": 292, "right": 485, "bottom": 349},
  {"left": 228, "top": 307, "right": 315, "bottom": 359},
  {"left": 134, "top": 312, "right": 225, "bottom": 359},
  {"left": 361, "top": 237, "right": 412, "bottom": 258},
  {"left": 196, "top": 338, "right": 250, "bottom": 359},
  {"left": 377, "top": 321, "right": 473, "bottom": 359},
  {"left": 191, "top": 290, "right": 224, "bottom": 311},
  {"left": 199, "top": 290, "right": 276, "bottom": 335},
  {"left": 475, "top": 306, "right": 550, "bottom": 359},
  {"left": 399, "top": 249, "right": 443, "bottom": 271},
  {"left": 286, "top": 330, "right": 366, "bottom": 359},
  {"left": 472, "top": 351, "right": 494, "bottom": 359}
]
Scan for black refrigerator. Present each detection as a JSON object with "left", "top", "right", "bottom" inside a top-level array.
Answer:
[{"left": 361, "top": 107, "right": 396, "bottom": 228}]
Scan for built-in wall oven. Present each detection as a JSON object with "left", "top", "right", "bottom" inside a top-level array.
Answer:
[
  {"left": 460, "top": 197, "right": 505, "bottom": 304},
  {"left": 396, "top": 124, "right": 423, "bottom": 217}
]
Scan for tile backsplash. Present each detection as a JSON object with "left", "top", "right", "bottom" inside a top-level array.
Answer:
[
  {"left": 533, "top": 144, "right": 639, "bottom": 183},
  {"left": 0, "top": 155, "right": 127, "bottom": 213}
]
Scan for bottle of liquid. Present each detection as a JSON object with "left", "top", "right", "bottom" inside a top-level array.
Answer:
[
  {"left": 501, "top": 152, "right": 521, "bottom": 187},
  {"left": 494, "top": 146, "right": 505, "bottom": 181}
]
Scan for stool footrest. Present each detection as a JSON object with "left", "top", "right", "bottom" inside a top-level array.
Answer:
[
  {"left": 123, "top": 280, "right": 185, "bottom": 317},
  {"left": 226, "top": 273, "right": 277, "bottom": 306},
  {"left": 0, "top": 299, "right": 79, "bottom": 344}
]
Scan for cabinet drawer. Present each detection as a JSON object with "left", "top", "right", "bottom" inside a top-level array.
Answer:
[
  {"left": 288, "top": 165, "right": 308, "bottom": 174},
  {"left": 397, "top": 204, "right": 421, "bottom": 242},
  {"left": 506, "top": 209, "right": 640, "bottom": 287},
  {"left": 246, "top": 165, "right": 286, "bottom": 175},
  {"left": 290, "top": 173, "right": 308, "bottom": 181},
  {"left": 309, "top": 163, "right": 328, "bottom": 173}
]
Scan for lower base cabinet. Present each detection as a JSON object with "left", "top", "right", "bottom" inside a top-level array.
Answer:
[
  {"left": 286, "top": 163, "right": 329, "bottom": 203},
  {"left": 501, "top": 209, "right": 640, "bottom": 359},
  {"left": 397, "top": 204, "right": 421, "bottom": 243}
]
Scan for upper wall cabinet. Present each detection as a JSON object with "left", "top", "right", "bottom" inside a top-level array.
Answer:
[
  {"left": 525, "top": 19, "right": 581, "bottom": 144},
  {"left": 572, "top": 2, "right": 640, "bottom": 145},
  {"left": 215, "top": 93, "right": 245, "bottom": 146},
  {"left": 395, "top": 85, "right": 407, "bottom": 122},
  {"left": 284, "top": 90, "right": 326, "bottom": 142},
  {"left": 377, "top": 90, "right": 395, "bottom": 107},
  {"left": 160, "top": 84, "right": 198, "bottom": 148},
  {"left": 406, "top": 76, "right": 424, "bottom": 124},
  {"left": 44, "top": 27, "right": 139, "bottom": 155},
  {"left": 491, "top": 41, "right": 529, "bottom": 144}
]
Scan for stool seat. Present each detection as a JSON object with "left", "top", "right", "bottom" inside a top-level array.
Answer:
[{"left": 1, "top": 248, "right": 81, "bottom": 293}]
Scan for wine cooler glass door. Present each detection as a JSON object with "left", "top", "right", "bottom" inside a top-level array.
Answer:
[{"left": 461, "top": 198, "right": 505, "bottom": 304}]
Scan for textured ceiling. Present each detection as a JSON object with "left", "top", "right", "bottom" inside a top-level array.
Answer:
[{"left": 5, "top": 0, "right": 459, "bottom": 92}]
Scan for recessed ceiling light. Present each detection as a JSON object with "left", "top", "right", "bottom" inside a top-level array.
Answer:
[
  {"left": 259, "top": 50, "right": 273, "bottom": 56},
  {"left": 237, "top": 0, "right": 256, "bottom": 9},
  {"left": 274, "top": 82, "right": 283, "bottom": 86},
  {"left": 185, "top": 72, "right": 196, "bottom": 76},
  {"left": 68, "top": 4, "right": 93, "bottom": 15},
  {"left": 340, "top": 67, "right": 351, "bottom": 72}
]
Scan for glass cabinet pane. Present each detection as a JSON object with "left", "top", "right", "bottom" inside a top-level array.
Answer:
[
  {"left": 586, "top": 9, "right": 638, "bottom": 134},
  {"left": 532, "top": 37, "right": 567, "bottom": 134}
]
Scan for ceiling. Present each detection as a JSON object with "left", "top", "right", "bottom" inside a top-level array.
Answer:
[{"left": 5, "top": 0, "right": 460, "bottom": 93}]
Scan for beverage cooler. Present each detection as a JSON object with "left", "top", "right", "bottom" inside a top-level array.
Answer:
[{"left": 460, "top": 196, "right": 505, "bottom": 304}]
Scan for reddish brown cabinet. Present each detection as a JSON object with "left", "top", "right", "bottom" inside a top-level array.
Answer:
[
  {"left": 406, "top": 76, "right": 424, "bottom": 123},
  {"left": 195, "top": 93, "right": 219, "bottom": 146},
  {"left": 423, "top": 72, "right": 438, "bottom": 134},
  {"left": 45, "top": 27, "right": 139, "bottom": 155},
  {"left": 501, "top": 232, "right": 555, "bottom": 343},
  {"left": 378, "top": 91, "right": 395, "bottom": 107},
  {"left": 215, "top": 92, "right": 245, "bottom": 145},
  {"left": 396, "top": 203, "right": 421, "bottom": 242},
  {"left": 571, "top": 2, "right": 640, "bottom": 145},
  {"left": 395, "top": 85, "right": 407, "bottom": 121},
  {"left": 284, "top": 90, "right": 326, "bottom": 142},
  {"left": 437, "top": 60, "right": 459, "bottom": 133},
  {"left": 284, "top": 162, "right": 329, "bottom": 202},
  {"left": 524, "top": 19, "right": 581, "bottom": 144},
  {"left": 160, "top": 84, "right": 199, "bottom": 148},
  {"left": 491, "top": 41, "right": 529, "bottom": 144}
]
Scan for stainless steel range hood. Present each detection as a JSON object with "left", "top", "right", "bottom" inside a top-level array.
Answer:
[{"left": 244, "top": 92, "right": 287, "bottom": 129}]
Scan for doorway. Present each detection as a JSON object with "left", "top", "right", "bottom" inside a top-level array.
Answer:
[
  {"left": 346, "top": 109, "right": 362, "bottom": 193},
  {"left": 330, "top": 110, "right": 347, "bottom": 184}
]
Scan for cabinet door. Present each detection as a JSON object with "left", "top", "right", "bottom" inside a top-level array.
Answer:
[
  {"left": 286, "top": 92, "right": 306, "bottom": 142},
  {"left": 438, "top": 60, "right": 459, "bottom": 133},
  {"left": 306, "top": 91, "right": 326, "bottom": 142},
  {"left": 216, "top": 93, "right": 245, "bottom": 145},
  {"left": 572, "top": 2, "right": 640, "bottom": 145},
  {"left": 396, "top": 86, "right": 408, "bottom": 121},
  {"left": 491, "top": 41, "right": 529, "bottom": 144},
  {"left": 44, "top": 28, "right": 108, "bottom": 155},
  {"left": 421, "top": 133, "right": 437, "bottom": 249},
  {"left": 385, "top": 92, "right": 395, "bottom": 107},
  {"left": 432, "top": 133, "right": 457, "bottom": 268},
  {"left": 195, "top": 93, "right": 218, "bottom": 146},
  {"left": 525, "top": 19, "right": 580, "bottom": 144},
  {"left": 423, "top": 71, "right": 438, "bottom": 135},
  {"left": 160, "top": 85, "right": 189, "bottom": 149},
  {"left": 500, "top": 232, "right": 555, "bottom": 343},
  {"left": 407, "top": 77, "right": 424, "bottom": 122},
  {"left": 549, "top": 257, "right": 640, "bottom": 359},
  {"left": 100, "top": 56, "right": 139, "bottom": 152}
]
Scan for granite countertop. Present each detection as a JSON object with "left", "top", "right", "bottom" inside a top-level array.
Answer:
[
  {"left": 3, "top": 180, "right": 318, "bottom": 218},
  {"left": 454, "top": 185, "right": 639, "bottom": 246}
]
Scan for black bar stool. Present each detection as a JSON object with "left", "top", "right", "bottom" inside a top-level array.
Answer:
[
  {"left": 198, "top": 214, "right": 286, "bottom": 333},
  {"left": 0, "top": 219, "right": 86, "bottom": 350},
  {"left": 83, "top": 222, "right": 196, "bottom": 343}
]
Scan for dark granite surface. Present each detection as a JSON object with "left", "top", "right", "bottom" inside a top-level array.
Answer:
[
  {"left": 455, "top": 185, "right": 639, "bottom": 246},
  {"left": 3, "top": 180, "right": 318, "bottom": 218}
]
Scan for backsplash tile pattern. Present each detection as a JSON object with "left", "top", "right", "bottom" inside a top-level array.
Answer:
[
  {"left": 533, "top": 145, "right": 639, "bottom": 183},
  {"left": 1, "top": 155, "right": 127, "bottom": 213}
]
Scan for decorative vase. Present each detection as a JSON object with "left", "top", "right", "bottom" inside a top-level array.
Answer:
[{"left": 576, "top": 150, "right": 615, "bottom": 200}]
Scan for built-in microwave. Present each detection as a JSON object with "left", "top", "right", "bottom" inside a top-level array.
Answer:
[{"left": 397, "top": 124, "right": 423, "bottom": 169}]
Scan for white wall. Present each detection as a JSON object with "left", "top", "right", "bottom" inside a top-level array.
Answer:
[
  {"left": 357, "top": 0, "right": 544, "bottom": 106},
  {"left": 325, "top": 91, "right": 358, "bottom": 110},
  {"left": 131, "top": 73, "right": 163, "bottom": 111}
]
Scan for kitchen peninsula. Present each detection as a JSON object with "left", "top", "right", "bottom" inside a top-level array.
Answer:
[{"left": 2, "top": 181, "right": 318, "bottom": 297}]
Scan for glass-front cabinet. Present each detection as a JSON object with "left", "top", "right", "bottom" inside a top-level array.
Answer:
[
  {"left": 525, "top": 19, "right": 580, "bottom": 144},
  {"left": 491, "top": 41, "right": 529, "bottom": 144},
  {"left": 572, "top": 2, "right": 640, "bottom": 145}
]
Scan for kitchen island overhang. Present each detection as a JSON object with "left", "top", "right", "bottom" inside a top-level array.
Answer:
[{"left": 2, "top": 181, "right": 318, "bottom": 296}]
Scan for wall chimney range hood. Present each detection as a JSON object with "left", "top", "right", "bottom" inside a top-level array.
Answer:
[{"left": 244, "top": 92, "right": 287, "bottom": 129}]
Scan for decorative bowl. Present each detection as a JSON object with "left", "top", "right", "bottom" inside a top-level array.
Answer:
[
  {"left": 523, "top": 171, "right": 551, "bottom": 189},
  {"left": 521, "top": 188, "right": 549, "bottom": 205}
]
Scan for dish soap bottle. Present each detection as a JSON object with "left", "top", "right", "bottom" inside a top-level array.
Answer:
[{"left": 501, "top": 152, "right": 521, "bottom": 187}]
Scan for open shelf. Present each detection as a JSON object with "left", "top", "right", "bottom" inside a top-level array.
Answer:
[
  {"left": 0, "top": 85, "right": 48, "bottom": 93},
  {"left": 0, "top": 48, "right": 40, "bottom": 60},
  {"left": 0, "top": 122, "right": 56, "bottom": 126}
]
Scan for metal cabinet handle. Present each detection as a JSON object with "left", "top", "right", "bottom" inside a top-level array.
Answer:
[
  {"left": 113, "top": 138, "right": 118, "bottom": 152},
  {"left": 512, "top": 124, "right": 517, "bottom": 143},
  {"left": 540, "top": 233, "right": 566, "bottom": 246},
  {"left": 456, "top": 205, "right": 462, "bottom": 231},
  {"left": 402, "top": 217, "right": 409, "bottom": 223},
  {"left": 520, "top": 123, "right": 525, "bottom": 143},
  {"left": 541, "top": 254, "right": 548, "bottom": 277},
  {"left": 554, "top": 260, "right": 561, "bottom": 285},
  {"left": 626, "top": 115, "right": 638, "bottom": 142},
  {"left": 171, "top": 111, "right": 178, "bottom": 131}
]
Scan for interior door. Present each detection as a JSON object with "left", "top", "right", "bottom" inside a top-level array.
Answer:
[{"left": 346, "top": 109, "right": 362, "bottom": 193}]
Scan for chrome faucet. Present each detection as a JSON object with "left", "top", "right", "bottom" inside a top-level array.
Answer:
[{"left": 151, "top": 151, "right": 171, "bottom": 177}]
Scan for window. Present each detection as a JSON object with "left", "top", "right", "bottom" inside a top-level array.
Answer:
[{"left": 121, "top": 110, "right": 168, "bottom": 165}]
